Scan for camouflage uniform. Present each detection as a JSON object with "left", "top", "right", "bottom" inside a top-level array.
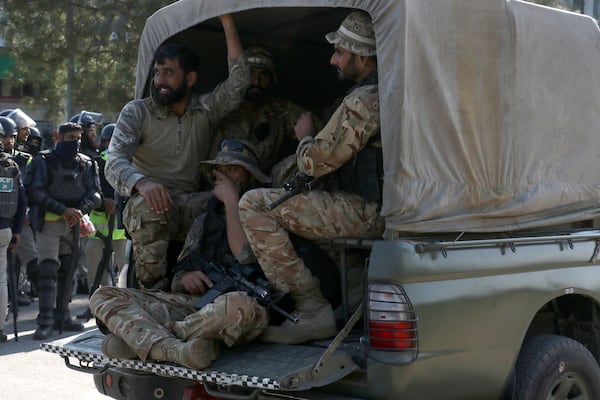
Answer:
[
  {"left": 92, "top": 141, "right": 272, "bottom": 363},
  {"left": 239, "top": 81, "right": 384, "bottom": 293},
  {"left": 90, "top": 287, "right": 267, "bottom": 361},
  {"left": 106, "top": 56, "right": 250, "bottom": 288},
  {"left": 211, "top": 46, "right": 317, "bottom": 176},
  {"left": 211, "top": 97, "right": 308, "bottom": 174}
]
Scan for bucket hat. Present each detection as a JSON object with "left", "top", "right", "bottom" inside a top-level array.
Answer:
[
  {"left": 325, "top": 11, "right": 376, "bottom": 56},
  {"left": 201, "top": 139, "right": 271, "bottom": 184}
]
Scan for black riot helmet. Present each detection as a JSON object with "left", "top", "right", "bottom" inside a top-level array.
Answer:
[
  {"left": 28, "top": 126, "right": 42, "bottom": 140},
  {"left": 100, "top": 123, "right": 115, "bottom": 141},
  {"left": 70, "top": 110, "right": 103, "bottom": 128},
  {"left": 24, "top": 126, "right": 42, "bottom": 155},
  {"left": 0, "top": 116, "right": 17, "bottom": 137}
]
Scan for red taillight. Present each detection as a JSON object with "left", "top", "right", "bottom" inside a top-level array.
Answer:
[
  {"left": 104, "top": 373, "right": 113, "bottom": 388},
  {"left": 367, "top": 283, "right": 418, "bottom": 358},
  {"left": 183, "top": 383, "right": 222, "bottom": 400},
  {"left": 368, "top": 320, "right": 416, "bottom": 349}
]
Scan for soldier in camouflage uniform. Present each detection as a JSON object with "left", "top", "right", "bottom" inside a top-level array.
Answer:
[
  {"left": 105, "top": 14, "right": 250, "bottom": 290},
  {"left": 210, "top": 46, "right": 319, "bottom": 176},
  {"left": 239, "top": 11, "right": 384, "bottom": 344},
  {"left": 91, "top": 140, "right": 271, "bottom": 370}
]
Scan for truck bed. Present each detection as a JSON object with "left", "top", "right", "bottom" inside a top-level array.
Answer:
[{"left": 42, "top": 328, "right": 363, "bottom": 393}]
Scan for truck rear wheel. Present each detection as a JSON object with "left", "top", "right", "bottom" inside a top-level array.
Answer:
[{"left": 513, "top": 334, "right": 600, "bottom": 400}]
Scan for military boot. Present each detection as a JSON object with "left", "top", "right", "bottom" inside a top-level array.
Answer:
[
  {"left": 149, "top": 337, "right": 219, "bottom": 370},
  {"left": 260, "top": 278, "right": 337, "bottom": 344},
  {"left": 101, "top": 334, "right": 136, "bottom": 359}
]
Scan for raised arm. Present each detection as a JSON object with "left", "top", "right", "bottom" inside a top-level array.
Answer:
[{"left": 219, "top": 14, "right": 243, "bottom": 60}]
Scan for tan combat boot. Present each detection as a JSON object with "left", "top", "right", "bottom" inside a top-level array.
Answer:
[
  {"left": 260, "top": 278, "right": 337, "bottom": 344},
  {"left": 102, "top": 334, "right": 137, "bottom": 359},
  {"left": 149, "top": 337, "right": 219, "bottom": 370}
]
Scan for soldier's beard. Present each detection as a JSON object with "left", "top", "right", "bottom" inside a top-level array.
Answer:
[
  {"left": 336, "top": 56, "right": 361, "bottom": 83},
  {"left": 151, "top": 80, "right": 189, "bottom": 106},
  {"left": 244, "top": 85, "right": 268, "bottom": 102}
]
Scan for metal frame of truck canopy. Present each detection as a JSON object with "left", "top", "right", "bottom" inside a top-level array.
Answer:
[{"left": 136, "top": 0, "right": 600, "bottom": 235}]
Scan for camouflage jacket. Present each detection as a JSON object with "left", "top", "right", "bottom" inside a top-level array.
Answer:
[
  {"left": 296, "top": 75, "right": 380, "bottom": 178},
  {"left": 210, "top": 96, "right": 309, "bottom": 174},
  {"left": 106, "top": 56, "right": 251, "bottom": 197}
]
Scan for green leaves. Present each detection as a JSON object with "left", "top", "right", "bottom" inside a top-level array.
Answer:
[{"left": 0, "top": 0, "right": 174, "bottom": 121}]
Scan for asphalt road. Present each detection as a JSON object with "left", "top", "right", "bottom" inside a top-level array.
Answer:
[{"left": 0, "top": 294, "right": 108, "bottom": 400}]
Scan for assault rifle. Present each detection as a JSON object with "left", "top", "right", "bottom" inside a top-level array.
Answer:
[
  {"left": 193, "top": 259, "right": 298, "bottom": 324},
  {"left": 266, "top": 172, "right": 327, "bottom": 211}
]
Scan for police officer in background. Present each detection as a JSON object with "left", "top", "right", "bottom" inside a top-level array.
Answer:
[
  {"left": 24, "top": 126, "right": 43, "bottom": 156},
  {"left": 4, "top": 108, "right": 37, "bottom": 153},
  {"left": 25, "top": 122, "right": 102, "bottom": 340},
  {"left": 70, "top": 111, "right": 101, "bottom": 159},
  {"left": 0, "top": 116, "right": 32, "bottom": 172},
  {"left": 0, "top": 116, "right": 36, "bottom": 306},
  {"left": 69, "top": 111, "right": 103, "bottom": 295},
  {"left": 211, "top": 46, "right": 319, "bottom": 176},
  {"left": 78, "top": 123, "right": 128, "bottom": 321},
  {"left": 0, "top": 119, "right": 27, "bottom": 343}
]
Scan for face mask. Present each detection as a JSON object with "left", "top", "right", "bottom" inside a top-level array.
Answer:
[{"left": 55, "top": 140, "right": 80, "bottom": 159}]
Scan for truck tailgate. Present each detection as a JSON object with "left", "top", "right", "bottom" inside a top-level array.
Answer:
[{"left": 41, "top": 329, "right": 359, "bottom": 391}]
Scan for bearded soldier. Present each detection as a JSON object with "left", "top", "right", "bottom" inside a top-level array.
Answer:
[{"left": 239, "top": 11, "right": 384, "bottom": 344}]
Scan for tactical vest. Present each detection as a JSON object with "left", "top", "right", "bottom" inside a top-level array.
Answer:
[
  {"left": 335, "top": 133, "right": 383, "bottom": 205},
  {"left": 200, "top": 198, "right": 230, "bottom": 264},
  {"left": 40, "top": 150, "right": 89, "bottom": 208},
  {"left": 0, "top": 153, "right": 20, "bottom": 219}
]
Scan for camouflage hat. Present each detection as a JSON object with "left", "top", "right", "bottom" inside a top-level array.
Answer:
[
  {"left": 246, "top": 46, "right": 276, "bottom": 77},
  {"left": 201, "top": 139, "right": 271, "bottom": 184},
  {"left": 326, "top": 11, "right": 376, "bottom": 57}
]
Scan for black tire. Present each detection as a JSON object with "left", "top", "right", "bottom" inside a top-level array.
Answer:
[{"left": 513, "top": 334, "right": 600, "bottom": 400}]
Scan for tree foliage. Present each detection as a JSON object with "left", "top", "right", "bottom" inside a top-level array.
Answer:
[{"left": 0, "top": 0, "right": 174, "bottom": 121}]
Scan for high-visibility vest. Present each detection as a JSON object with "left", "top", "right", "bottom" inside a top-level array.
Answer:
[{"left": 89, "top": 209, "right": 127, "bottom": 241}]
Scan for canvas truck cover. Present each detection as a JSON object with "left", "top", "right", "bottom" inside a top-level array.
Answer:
[{"left": 136, "top": 0, "right": 600, "bottom": 234}]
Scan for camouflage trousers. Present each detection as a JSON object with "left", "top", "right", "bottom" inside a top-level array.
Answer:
[
  {"left": 239, "top": 188, "right": 384, "bottom": 294},
  {"left": 90, "top": 287, "right": 268, "bottom": 361},
  {"left": 123, "top": 190, "right": 212, "bottom": 289}
]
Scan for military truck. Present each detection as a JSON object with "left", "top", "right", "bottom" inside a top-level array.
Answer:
[{"left": 42, "top": 0, "right": 600, "bottom": 399}]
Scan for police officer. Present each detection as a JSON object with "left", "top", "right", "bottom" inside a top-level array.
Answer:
[
  {"left": 0, "top": 116, "right": 31, "bottom": 172},
  {"left": 212, "top": 46, "right": 318, "bottom": 176},
  {"left": 239, "top": 11, "right": 384, "bottom": 344},
  {"left": 0, "top": 116, "right": 36, "bottom": 306},
  {"left": 5, "top": 108, "right": 36, "bottom": 152},
  {"left": 77, "top": 123, "right": 127, "bottom": 321},
  {"left": 0, "top": 119, "right": 27, "bottom": 343},
  {"left": 25, "top": 122, "right": 102, "bottom": 340},
  {"left": 24, "top": 126, "right": 43, "bottom": 155},
  {"left": 99, "top": 123, "right": 114, "bottom": 152},
  {"left": 70, "top": 112, "right": 103, "bottom": 295},
  {"left": 70, "top": 111, "right": 101, "bottom": 159}
]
